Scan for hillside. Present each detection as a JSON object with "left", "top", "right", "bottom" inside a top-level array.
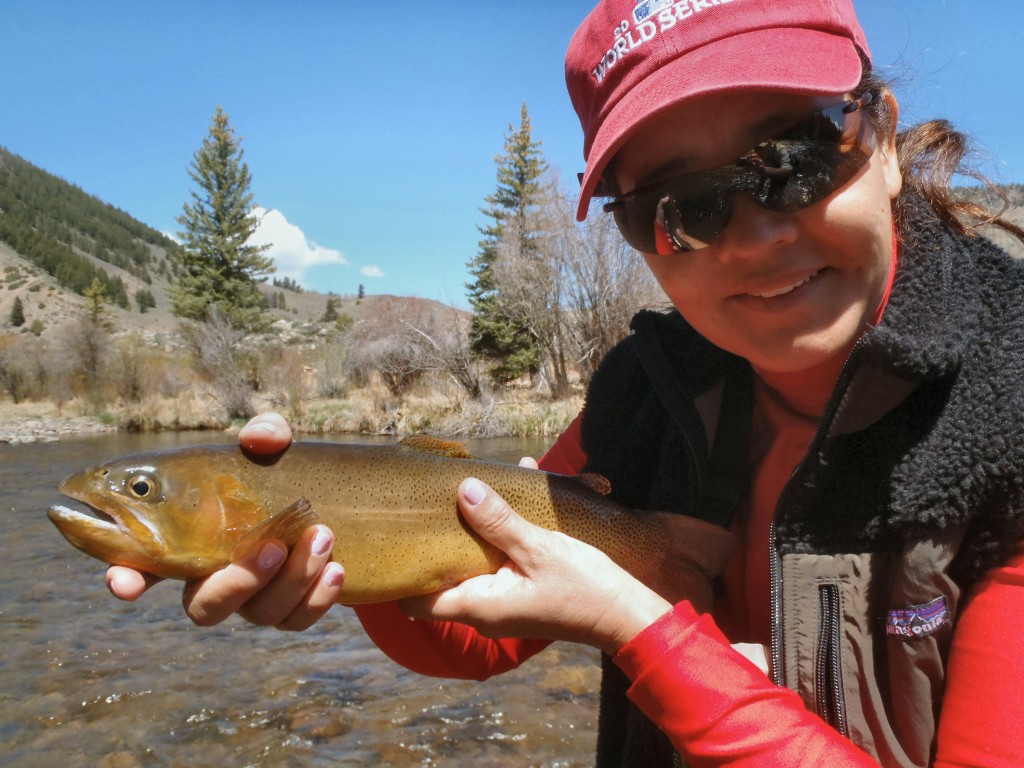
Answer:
[{"left": 0, "top": 147, "right": 451, "bottom": 339}]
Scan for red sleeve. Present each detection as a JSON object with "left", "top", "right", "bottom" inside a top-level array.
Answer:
[
  {"left": 617, "top": 548, "right": 1024, "bottom": 767},
  {"left": 614, "top": 601, "right": 877, "bottom": 766},
  {"left": 352, "top": 414, "right": 589, "bottom": 680},
  {"left": 537, "top": 411, "right": 587, "bottom": 475},
  {"left": 933, "top": 544, "right": 1024, "bottom": 767},
  {"left": 354, "top": 602, "right": 551, "bottom": 680}
]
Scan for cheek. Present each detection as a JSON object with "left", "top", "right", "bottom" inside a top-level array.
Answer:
[
  {"left": 642, "top": 254, "right": 703, "bottom": 307},
  {"left": 642, "top": 253, "right": 727, "bottom": 338},
  {"left": 821, "top": 163, "right": 895, "bottom": 278}
]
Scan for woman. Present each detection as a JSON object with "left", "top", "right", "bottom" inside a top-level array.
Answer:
[{"left": 108, "top": 1, "right": 1024, "bottom": 765}]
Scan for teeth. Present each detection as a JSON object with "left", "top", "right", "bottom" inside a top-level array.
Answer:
[{"left": 751, "top": 273, "right": 814, "bottom": 298}]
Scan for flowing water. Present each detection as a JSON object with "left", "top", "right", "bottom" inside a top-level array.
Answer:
[{"left": 1, "top": 432, "right": 601, "bottom": 767}]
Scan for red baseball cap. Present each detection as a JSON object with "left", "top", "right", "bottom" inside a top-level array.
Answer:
[{"left": 566, "top": 0, "right": 872, "bottom": 221}]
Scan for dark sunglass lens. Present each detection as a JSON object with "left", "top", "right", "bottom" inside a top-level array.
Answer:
[{"left": 607, "top": 100, "right": 874, "bottom": 253}]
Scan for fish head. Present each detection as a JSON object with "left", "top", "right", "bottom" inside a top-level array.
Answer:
[{"left": 48, "top": 446, "right": 265, "bottom": 580}]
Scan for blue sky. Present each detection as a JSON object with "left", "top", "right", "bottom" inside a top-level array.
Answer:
[{"left": 2, "top": 1, "right": 1021, "bottom": 307}]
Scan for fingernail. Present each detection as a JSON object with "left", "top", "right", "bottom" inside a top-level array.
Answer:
[
  {"left": 324, "top": 562, "right": 345, "bottom": 588},
  {"left": 463, "top": 478, "right": 486, "bottom": 506},
  {"left": 311, "top": 527, "right": 333, "bottom": 557},
  {"left": 258, "top": 542, "right": 286, "bottom": 570},
  {"left": 249, "top": 422, "right": 277, "bottom": 435}
]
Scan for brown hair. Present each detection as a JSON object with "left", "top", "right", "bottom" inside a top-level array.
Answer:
[{"left": 857, "top": 70, "right": 1024, "bottom": 243}]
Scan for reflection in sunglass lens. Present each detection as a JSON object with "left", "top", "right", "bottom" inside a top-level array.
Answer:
[{"left": 604, "top": 93, "right": 877, "bottom": 254}]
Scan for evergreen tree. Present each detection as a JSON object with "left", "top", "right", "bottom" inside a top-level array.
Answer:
[
  {"left": 83, "top": 277, "right": 114, "bottom": 331},
  {"left": 135, "top": 288, "right": 156, "bottom": 314},
  {"left": 170, "top": 106, "right": 274, "bottom": 331},
  {"left": 467, "top": 103, "right": 546, "bottom": 384},
  {"left": 9, "top": 295, "right": 25, "bottom": 327},
  {"left": 322, "top": 296, "right": 339, "bottom": 323}
]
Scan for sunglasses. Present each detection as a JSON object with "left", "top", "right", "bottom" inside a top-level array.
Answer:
[{"left": 602, "top": 91, "right": 878, "bottom": 255}]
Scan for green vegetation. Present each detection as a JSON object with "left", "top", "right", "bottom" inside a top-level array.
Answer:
[
  {"left": 8, "top": 296, "right": 24, "bottom": 327},
  {"left": 0, "top": 146, "right": 176, "bottom": 308},
  {"left": 272, "top": 275, "right": 303, "bottom": 292},
  {"left": 134, "top": 288, "right": 156, "bottom": 313},
  {"left": 467, "top": 103, "right": 546, "bottom": 385},
  {"left": 170, "top": 107, "right": 274, "bottom": 332}
]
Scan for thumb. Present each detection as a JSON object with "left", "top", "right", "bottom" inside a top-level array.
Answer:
[{"left": 458, "top": 477, "right": 543, "bottom": 563}]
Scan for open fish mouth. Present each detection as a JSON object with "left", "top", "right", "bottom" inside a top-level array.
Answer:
[
  {"left": 48, "top": 500, "right": 123, "bottom": 534},
  {"left": 47, "top": 496, "right": 150, "bottom": 568}
]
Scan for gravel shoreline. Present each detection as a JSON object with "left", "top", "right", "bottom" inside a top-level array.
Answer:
[{"left": 0, "top": 417, "right": 119, "bottom": 445}]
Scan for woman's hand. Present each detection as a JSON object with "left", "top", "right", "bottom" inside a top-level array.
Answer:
[
  {"left": 399, "top": 477, "right": 673, "bottom": 656},
  {"left": 106, "top": 412, "right": 344, "bottom": 630}
]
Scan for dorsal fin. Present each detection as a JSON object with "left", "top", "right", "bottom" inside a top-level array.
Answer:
[
  {"left": 230, "top": 498, "right": 321, "bottom": 563},
  {"left": 399, "top": 435, "right": 476, "bottom": 459},
  {"left": 579, "top": 472, "right": 612, "bottom": 495}
]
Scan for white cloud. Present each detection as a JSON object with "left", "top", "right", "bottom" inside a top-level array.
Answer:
[
  {"left": 360, "top": 265, "right": 386, "bottom": 278},
  {"left": 249, "top": 207, "right": 347, "bottom": 286}
]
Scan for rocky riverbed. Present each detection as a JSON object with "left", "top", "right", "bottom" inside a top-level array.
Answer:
[{"left": 0, "top": 416, "right": 118, "bottom": 444}]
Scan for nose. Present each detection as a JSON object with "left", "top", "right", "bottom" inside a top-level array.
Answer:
[{"left": 715, "top": 194, "right": 799, "bottom": 259}]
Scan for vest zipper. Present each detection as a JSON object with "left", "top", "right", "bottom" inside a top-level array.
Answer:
[
  {"left": 816, "top": 583, "right": 850, "bottom": 736},
  {"left": 768, "top": 338, "right": 868, "bottom": 689},
  {"left": 768, "top": 516, "right": 784, "bottom": 685}
]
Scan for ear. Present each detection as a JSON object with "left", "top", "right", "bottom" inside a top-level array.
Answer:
[{"left": 878, "top": 90, "right": 903, "bottom": 200}]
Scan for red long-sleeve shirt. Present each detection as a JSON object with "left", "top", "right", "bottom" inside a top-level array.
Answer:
[{"left": 353, "top": 408, "right": 1024, "bottom": 765}]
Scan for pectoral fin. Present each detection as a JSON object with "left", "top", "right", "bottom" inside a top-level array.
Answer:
[{"left": 230, "top": 498, "right": 321, "bottom": 564}]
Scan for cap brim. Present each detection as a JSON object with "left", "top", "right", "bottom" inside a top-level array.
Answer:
[{"left": 576, "top": 27, "right": 865, "bottom": 221}]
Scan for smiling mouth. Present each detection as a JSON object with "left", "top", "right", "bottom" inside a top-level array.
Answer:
[{"left": 747, "top": 269, "right": 823, "bottom": 299}]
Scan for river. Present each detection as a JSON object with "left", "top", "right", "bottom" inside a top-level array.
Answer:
[{"left": 1, "top": 432, "right": 601, "bottom": 767}]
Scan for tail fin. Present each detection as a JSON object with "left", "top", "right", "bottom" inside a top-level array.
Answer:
[{"left": 644, "top": 513, "right": 737, "bottom": 612}]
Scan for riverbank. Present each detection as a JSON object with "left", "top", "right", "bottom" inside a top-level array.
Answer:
[
  {"left": 0, "top": 401, "right": 119, "bottom": 444},
  {"left": 0, "top": 390, "right": 583, "bottom": 444}
]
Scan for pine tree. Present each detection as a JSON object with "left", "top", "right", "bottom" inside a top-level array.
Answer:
[
  {"left": 9, "top": 295, "right": 25, "bottom": 327},
  {"left": 467, "top": 103, "right": 546, "bottom": 384},
  {"left": 83, "top": 277, "right": 114, "bottom": 331},
  {"left": 134, "top": 288, "right": 156, "bottom": 314},
  {"left": 170, "top": 106, "right": 274, "bottom": 331},
  {"left": 322, "top": 296, "right": 339, "bottom": 322}
]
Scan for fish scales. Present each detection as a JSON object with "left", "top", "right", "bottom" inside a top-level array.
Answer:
[{"left": 48, "top": 441, "right": 737, "bottom": 607}]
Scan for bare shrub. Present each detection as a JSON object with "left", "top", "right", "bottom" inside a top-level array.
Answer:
[
  {"left": 493, "top": 173, "right": 664, "bottom": 393},
  {"left": 0, "top": 334, "right": 47, "bottom": 403},
  {"left": 179, "top": 310, "right": 257, "bottom": 420},
  {"left": 345, "top": 297, "right": 467, "bottom": 399},
  {"left": 307, "top": 339, "right": 349, "bottom": 399},
  {"left": 54, "top": 309, "right": 114, "bottom": 411}
]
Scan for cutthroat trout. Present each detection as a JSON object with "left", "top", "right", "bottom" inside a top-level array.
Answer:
[{"left": 48, "top": 437, "right": 735, "bottom": 607}]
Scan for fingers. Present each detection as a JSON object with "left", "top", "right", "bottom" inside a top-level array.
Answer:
[
  {"left": 518, "top": 456, "right": 539, "bottom": 469},
  {"left": 238, "top": 525, "right": 345, "bottom": 631},
  {"left": 182, "top": 540, "right": 289, "bottom": 626},
  {"left": 238, "top": 412, "right": 293, "bottom": 454},
  {"left": 182, "top": 525, "right": 345, "bottom": 629},
  {"left": 106, "top": 566, "right": 163, "bottom": 601}
]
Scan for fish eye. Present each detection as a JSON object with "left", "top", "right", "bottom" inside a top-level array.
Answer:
[{"left": 127, "top": 474, "right": 158, "bottom": 499}]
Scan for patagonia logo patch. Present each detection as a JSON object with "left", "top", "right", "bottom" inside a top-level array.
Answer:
[{"left": 886, "top": 596, "right": 950, "bottom": 639}]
